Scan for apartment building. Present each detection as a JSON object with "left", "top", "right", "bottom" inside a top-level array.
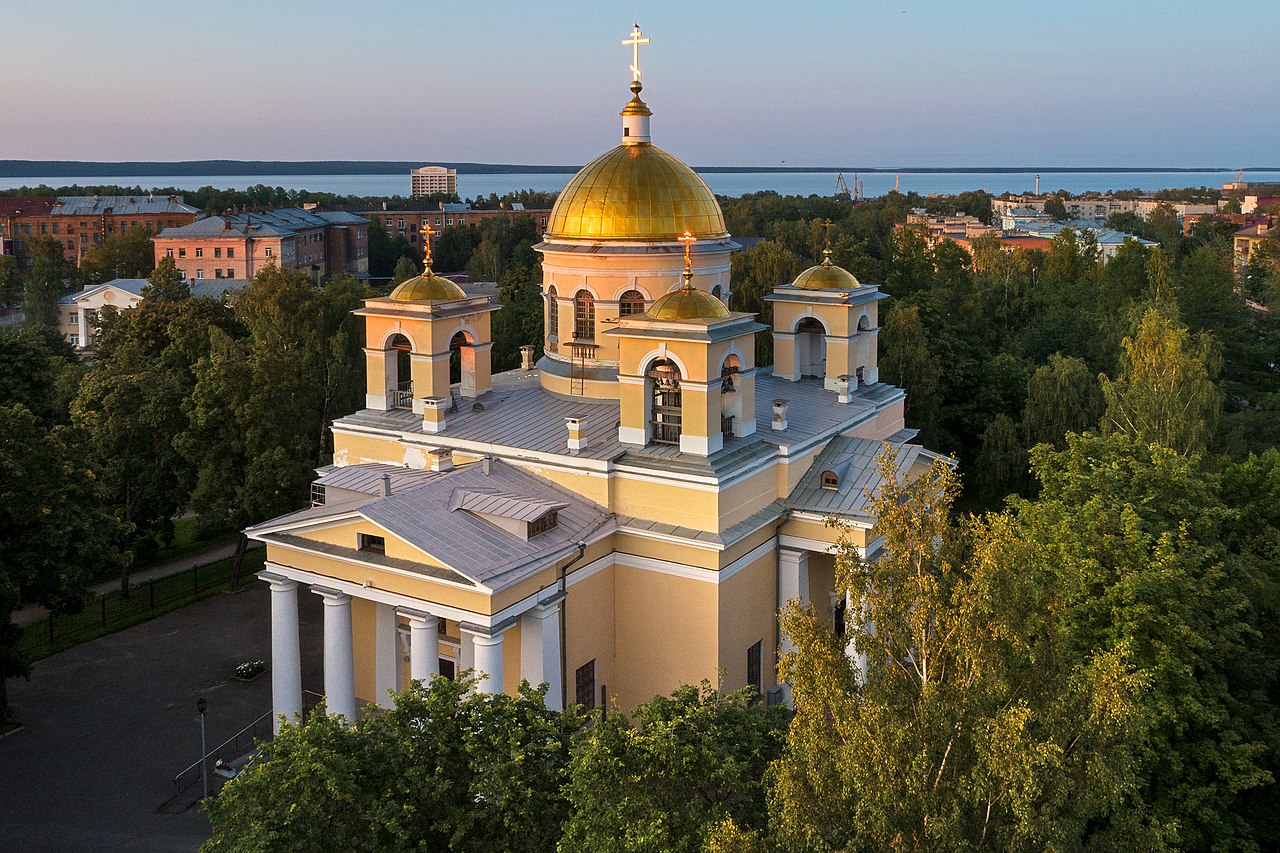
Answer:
[
  {"left": 0, "top": 194, "right": 199, "bottom": 267},
  {"left": 410, "top": 165, "right": 458, "bottom": 197}
]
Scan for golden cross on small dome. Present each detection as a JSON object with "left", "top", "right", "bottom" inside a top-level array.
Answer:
[
  {"left": 621, "top": 23, "right": 650, "bottom": 83},
  {"left": 820, "top": 219, "right": 834, "bottom": 265},
  {"left": 419, "top": 222, "right": 435, "bottom": 270},
  {"left": 678, "top": 229, "right": 696, "bottom": 288}
]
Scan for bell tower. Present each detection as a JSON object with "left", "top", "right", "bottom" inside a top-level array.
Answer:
[
  {"left": 608, "top": 233, "right": 765, "bottom": 456},
  {"left": 356, "top": 226, "right": 499, "bottom": 431},
  {"left": 765, "top": 224, "right": 885, "bottom": 391}
]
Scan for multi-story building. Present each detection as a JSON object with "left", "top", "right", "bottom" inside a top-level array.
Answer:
[
  {"left": 0, "top": 195, "right": 199, "bottom": 268},
  {"left": 991, "top": 195, "right": 1215, "bottom": 222},
  {"left": 248, "top": 60, "right": 938, "bottom": 728},
  {"left": 1233, "top": 221, "right": 1275, "bottom": 270},
  {"left": 153, "top": 208, "right": 368, "bottom": 282},
  {"left": 362, "top": 204, "right": 553, "bottom": 254},
  {"left": 410, "top": 166, "right": 458, "bottom": 198}
]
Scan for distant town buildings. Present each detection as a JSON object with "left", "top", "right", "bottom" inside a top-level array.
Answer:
[
  {"left": 57, "top": 277, "right": 249, "bottom": 349},
  {"left": 991, "top": 195, "right": 1217, "bottom": 222},
  {"left": 1242, "top": 195, "right": 1280, "bottom": 215},
  {"left": 1233, "top": 220, "right": 1275, "bottom": 270},
  {"left": 902, "top": 211, "right": 1156, "bottom": 259},
  {"left": 410, "top": 166, "right": 458, "bottom": 198},
  {"left": 152, "top": 208, "right": 369, "bottom": 282},
  {"left": 0, "top": 194, "right": 199, "bottom": 267},
  {"left": 360, "top": 203, "right": 552, "bottom": 251}
]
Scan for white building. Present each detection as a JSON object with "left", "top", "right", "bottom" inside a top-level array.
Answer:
[
  {"left": 57, "top": 278, "right": 146, "bottom": 349},
  {"left": 410, "top": 166, "right": 458, "bottom": 198}
]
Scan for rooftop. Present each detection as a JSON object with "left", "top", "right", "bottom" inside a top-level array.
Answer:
[{"left": 53, "top": 195, "right": 199, "bottom": 216}]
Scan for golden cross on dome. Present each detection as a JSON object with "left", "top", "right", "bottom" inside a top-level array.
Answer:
[
  {"left": 419, "top": 222, "right": 435, "bottom": 270},
  {"left": 820, "top": 219, "right": 834, "bottom": 265},
  {"left": 678, "top": 229, "right": 696, "bottom": 288},
  {"left": 622, "top": 23, "right": 650, "bottom": 83}
]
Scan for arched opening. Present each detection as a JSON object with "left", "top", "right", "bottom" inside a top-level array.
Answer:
[
  {"left": 796, "top": 317, "right": 827, "bottom": 378},
  {"left": 574, "top": 290, "right": 595, "bottom": 341},
  {"left": 647, "top": 358, "right": 682, "bottom": 445},
  {"left": 449, "top": 330, "right": 476, "bottom": 395},
  {"left": 711, "top": 284, "right": 723, "bottom": 301},
  {"left": 618, "top": 289, "right": 646, "bottom": 317},
  {"left": 720, "top": 353, "right": 743, "bottom": 438},
  {"left": 387, "top": 333, "right": 413, "bottom": 409},
  {"left": 547, "top": 286, "right": 559, "bottom": 351},
  {"left": 857, "top": 314, "right": 871, "bottom": 333}
]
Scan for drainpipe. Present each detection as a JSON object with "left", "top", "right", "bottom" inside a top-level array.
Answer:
[{"left": 558, "top": 541, "right": 587, "bottom": 711}]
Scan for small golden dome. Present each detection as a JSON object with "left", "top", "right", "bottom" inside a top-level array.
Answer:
[
  {"left": 645, "top": 280, "right": 731, "bottom": 322},
  {"left": 793, "top": 249, "right": 860, "bottom": 290},
  {"left": 545, "top": 144, "right": 728, "bottom": 241},
  {"left": 389, "top": 272, "right": 467, "bottom": 302}
]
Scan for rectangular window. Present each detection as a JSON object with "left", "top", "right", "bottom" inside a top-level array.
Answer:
[
  {"left": 165, "top": 248, "right": 173, "bottom": 257},
  {"left": 445, "top": 217, "right": 453, "bottom": 226},
  {"left": 214, "top": 247, "right": 222, "bottom": 258},
  {"left": 195, "top": 248, "right": 203, "bottom": 257},
  {"left": 227, "top": 247, "right": 235, "bottom": 258},
  {"left": 214, "top": 269, "right": 223, "bottom": 278},
  {"left": 747, "top": 640, "right": 763, "bottom": 696},
  {"left": 52, "top": 223, "right": 60, "bottom": 234},
  {"left": 575, "top": 660, "right": 596, "bottom": 709},
  {"left": 226, "top": 268, "right": 234, "bottom": 278},
  {"left": 40, "top": 223, "right": 48, "bottom": 234},
  {"left": 178, "top": 248, "right": 186, "bottom": 258},
  {"left": 69, "top": 335, "right": 78, "bottom": 347},
  {"left": 265, "top": 247, "right": 273, "bottom": 257},
  {"left": 68, "top": 312, "right": 78, "bottom": 324},
  {"left": 359, "top": 533, "right": 386, "bottom": 555},
  {"left": 195, "top": 269, "right": 204, "bottom": 279},
  {"left": 397, "top": 219, "right": 405, "bottom": 229}
]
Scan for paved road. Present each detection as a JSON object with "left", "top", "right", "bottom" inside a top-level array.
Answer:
[
  {"left": 1, "top": 580, "right": 324, "bottom": 852},
  {"left": 12, "top": 541, "right": 260, "bottom": 629}
]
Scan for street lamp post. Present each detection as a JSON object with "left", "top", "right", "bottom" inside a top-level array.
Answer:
[{"left": 197, "top": 696, "right": 209, "bottom": 800}]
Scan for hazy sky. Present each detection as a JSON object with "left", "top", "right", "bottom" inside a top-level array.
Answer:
[{"left": 4, "top": 0, "right": 1277, "bottom": 168}]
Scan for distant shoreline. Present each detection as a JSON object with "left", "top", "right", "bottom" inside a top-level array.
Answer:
[{"left": 0, "top": 160, "right": 1273, "bottom": 179}]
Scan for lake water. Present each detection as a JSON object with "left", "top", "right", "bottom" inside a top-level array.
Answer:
[{"left": 3, "top": 170, "right": 1277, "bottom": 199}]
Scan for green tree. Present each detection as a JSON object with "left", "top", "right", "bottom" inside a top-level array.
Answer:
[
  {"left": 78, "top": 225, "right": 155, "bottom": 284},
  {"left": 0, "top": 254, "right": 19, "bottom": 307},
  {"left": 0, "top": 325, "right": 81, "bottom": 424},
  {"left": 390, "top": 254, "right": 419, "bottom": 286},
  {"left": 204, "top": 678, "right": 579, "bottom": 853},
  {"left": 772, "top": 451, "right": 1154, "bottom": 851},
  {"left": 1099, "top": 307, "right": 1222, "bottom": 457},
  {"left": 1022, "top": 353, "right": 1104, "bottom": 449},
  {"left": 1043, "top": 194, "right": 1068, "bottom": 220},
  {"left": 1, "top": 404, "right": 129, "bottom": 722},
  {"left": 22, "top": 236, "right": 77, "bottom": 327},
  {"left": 561, "top": 683, "right": 786, "bottom": 853},
  {"left": 974, "top": 412, "right": 1026, "bottom": 502},
  {"left": 142, "top": 255, "right": 190, "bottom": 303},
  {"left": 878, "top": 304, "right": 941, "bottom": 437}
]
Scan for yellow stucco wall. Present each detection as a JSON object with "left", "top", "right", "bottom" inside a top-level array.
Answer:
[
  {"left": 564, "top": 562, "right": 617, "bottom": 708},
  {"left": 717, "top": 551, "right": 778, "bottom": 693},
  {"left": 352, "top": 597, "right": 377, "bottom": 703}
]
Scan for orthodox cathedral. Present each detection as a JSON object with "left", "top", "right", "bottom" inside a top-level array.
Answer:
[{"left": 248, "top": 27, "right": 940, "bottom": 725}]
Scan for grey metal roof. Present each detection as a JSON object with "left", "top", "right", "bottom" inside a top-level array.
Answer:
[
  {"left": 449, "top": 488, "right": 567, "bottom": 522},
  {"left": 190, "top": 279, "right": 249, "bottom": 299},
  {"left": 334, "top": 367, "right": 902, "bottom": 471},
  {"left": 154, "top": 216, "right": 292, "bottom": 239},
  {"left": 785, "top": 431, "right": 938, "bottom": 519},
  {"left": 317, "top": 463, "right": 445, "bottom": 496},
  {"left": 59, "top": 278, "right": 148, "bottom": 303},
  {"left": 54, "top": 195, "right": 199, "bottom": 215},
  {"left": 357, "top": 459, "right": 612, "bottom": 589}
]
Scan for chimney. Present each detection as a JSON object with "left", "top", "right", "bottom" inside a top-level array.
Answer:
[
  {"left": 422, "top": 397, "right": 447, "bottom": 434},
  {"left": 428, "top": 447, "right": 453, "bottom": 472},
  {"left": 565, "top": 417, "right": 586, "bottom": 452},
  {"left": 381, "top": 474, "right": 392, "bottom": 496},
  {"left": 520, "top": 345, "right": 535, "bottom": 370},
  {"left": 481, "top": 455, "right": 492, "bottom": 475},
  {"left": 835, "top": 375, "right": 852, "bottom": 405},
  {"left": 772, "top": 400, "right": 789, "bottom": 431}
]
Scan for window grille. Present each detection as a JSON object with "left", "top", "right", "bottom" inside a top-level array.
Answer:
[{"left": 573, "top": 290, "right": 595, "bottom": 340}]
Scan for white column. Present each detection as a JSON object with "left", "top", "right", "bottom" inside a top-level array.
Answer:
[
  {"left": 847, "top": 589, "right": 869, "bottom": 685},
  {"left": 400, "top": 609, "right": 440, "bottom": 685},
  {"left": 266, "top": 576, "right": 302, "bottom": 734},
  {"left": 77, "top": 309, "right": 88, "bottom": 349},
  {"left": 777, "top": 547, "right": 810, "bottom": 657},
  {"left": 465, "top": 627, "right": 505, "bottom": 695},
  {"left": 520, "top": 599, "right": 563, "bottom": 710},
  {"left": 374, "top": 602, "right": 397, "bottom": 709},
  {"left": 314, "top": 587, "right": 356, "bottom": 721}
]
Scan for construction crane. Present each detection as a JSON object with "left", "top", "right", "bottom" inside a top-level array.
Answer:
[{"left": 836, "top": 173, "right": 851, "bottom": 199}]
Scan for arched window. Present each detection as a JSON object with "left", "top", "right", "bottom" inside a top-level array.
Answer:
[
  {"left": 618, "top": 289, "right": 645, "bottom": 317},
  {"left": 547, "top": 286, "right": 559, "bottom": 343},
  {"left": 647, "top": 359, "right": 682, "bottom": 445},
  {"left": 796, "top": 317, "right": 827, "bottom": 378},
  {"left": 720, "top": 354, "right": 742, "bottom": 393},
  {"left": 857, "top": 314, "right": 871, "bottom": 333},
  {"left": 574, "top": 290, "right": 595, "bottom": 340},
  {"left": 821, "top": 470, "right": 839, "bottom": 490},
  {"left": 711, "top": 284, "right": 722, "bottom": 301}
]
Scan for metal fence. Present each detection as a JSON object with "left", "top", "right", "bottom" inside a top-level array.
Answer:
[{"left": 20, "top": 554, "right": 262, "bottom": 661}]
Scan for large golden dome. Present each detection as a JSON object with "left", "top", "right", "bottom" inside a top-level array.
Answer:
[{"left": 545, "top": 144, "right": 728, "bottom": 242}]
